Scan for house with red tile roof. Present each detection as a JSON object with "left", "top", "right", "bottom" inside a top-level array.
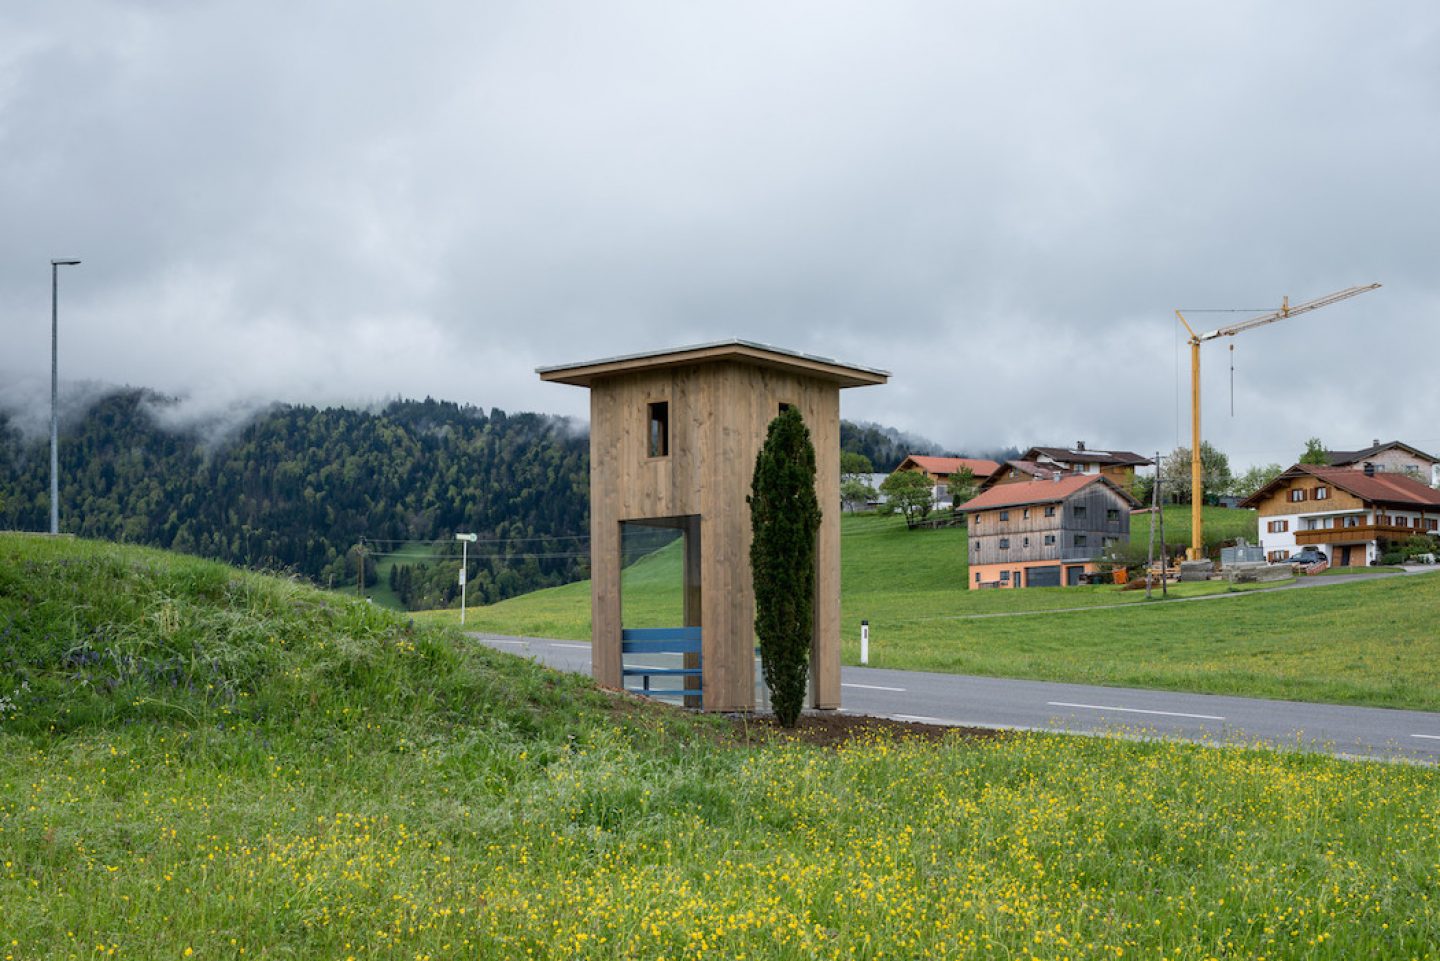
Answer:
[
  {"left": 893, "top": 454, "right": 1000, "bottom": 507},
  {"left": 979, "top": 443, "right": 1153, "bottom": 495},
  {"left": 1239, "top": 464, "right": 1440, "bottom": 566},
  {"left": 959, "top": 474, "right": 1141, "bottom": 589}
]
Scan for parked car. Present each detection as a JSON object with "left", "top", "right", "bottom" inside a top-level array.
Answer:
[{"left": 1286, "top": 548, "right": 1327, "bottom": 565}]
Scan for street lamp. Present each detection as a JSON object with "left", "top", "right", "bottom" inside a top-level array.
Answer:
[
  {"left": 456, "top": 532, "right": 477, "bottom": 624},
  {"left": 50, "top": 259, "right": 81, "bottom": 535}
]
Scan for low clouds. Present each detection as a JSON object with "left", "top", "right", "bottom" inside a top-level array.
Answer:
[{"left": 2, "top": 2, "right": 1437, "bottom": 467}]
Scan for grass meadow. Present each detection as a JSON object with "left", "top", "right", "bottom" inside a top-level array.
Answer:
[
  {"left": 421, "top": 509, "right": 1440, "bottom": 711},
  {"left": 4, "top": 534, "right": 1440, "bottom": 959}
]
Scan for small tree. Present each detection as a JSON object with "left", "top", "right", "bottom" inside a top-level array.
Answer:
[
  {"left": 749, "top": 408, "right": 821, "bottom": 728},
  {"left": 840, "top": 451, "right": 875, "bottom": 512},
  {"left": 1299, "top": 437, "right": 1329, "bottom": 465},
  {"left": 1232, "top": 462, "right": 1284, "bottom": 500},
  {"left": 880, "top": 470, "right": 934, "bottom": 527},
  {"left": 948, "top": 466, "right": 978, "bottom": 508},
  {"left": 840, "top": 478, "right": 876, "bottom": 512},
  {"left": 1161, "top": 442, "right": 1234, "bottom": 503}
]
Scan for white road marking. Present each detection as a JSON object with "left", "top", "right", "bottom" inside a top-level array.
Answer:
[
  {"left": 1048, "top": 701, "right": 1226, "bottom": 721},
  {"left": 843, "top": 682, "right": 907, "bottom": 692},
  {"left": 486, "top": 639, "right": 525, "bottom": 645},
  {"left": 1410, "top": 734, "right": 1440, "bottom": 741},
  {"left": 550, "top": 643, "right": 590, "bottom": 649},
  {"left": 892, "top": 713, "right": 946, "bottom": 724}
]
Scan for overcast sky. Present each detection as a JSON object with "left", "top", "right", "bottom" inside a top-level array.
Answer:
[{"left": 2, "top": 2, "right": 1437, "bottom": 468}]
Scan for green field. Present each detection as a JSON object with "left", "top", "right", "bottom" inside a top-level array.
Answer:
[
  {"left": 5, "top": 534, "right": 1440, "bottom": 959},
  {"left": 422, "top": 509, "right": 1440, "bottom": 711}
]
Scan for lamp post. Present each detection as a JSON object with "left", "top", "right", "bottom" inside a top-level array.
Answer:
[
  {"left": 456, "top": 532, "right": 477, "bottom": 624},
  {"left": 50, "top": 259, "right": 81, "bottom": 535}
]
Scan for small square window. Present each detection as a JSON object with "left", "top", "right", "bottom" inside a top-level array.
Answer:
[
  {"left": 999, "top": 538, "right": 1010, "bottom": 550},
  {"left": 1044, "top": 534, "right": 1055, "bottom": 545},
  {"left": 1000, "top": 570, "right": 1010, "bottom": 582},
  {"left": 1044, "top": 506, "right": 1056, "bottom": 517},
  {"left": 1106, "top": 508, "right": 1119, "bottom": 521},
  {"left": 778, "top": 402, "right": 794, "bottom": 414},
  {"left": 647, "top": 401, "right": 669, "bottom": 457},
  {"left": 1073, "top": 505, "right": 1087, "bottom": 519},
  {"left": 1022, "top": 508, "right": 1030, "bottom": 519},
  {"left": 1074, "top": 534, "right": 1088, "bottom": 547},
  {"left": 1000, "top": 510, "right": 1010, "bottom": 521}
]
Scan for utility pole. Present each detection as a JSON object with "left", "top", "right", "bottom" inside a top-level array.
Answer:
[
  {"left": 355, "top": 540, "right": 365, "bottom": 598},
  {"left": 456, "top": 532, "right": 477, "bottom": 624},
  {"left": 1146, "top": 451, "right": 1157, "bottom": 600},
  {"left": 1156, "top": 464, "right": 1168, "bottom": 598}
]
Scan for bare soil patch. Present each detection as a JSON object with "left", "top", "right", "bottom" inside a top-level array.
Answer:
[{"left": 726, "top": 711, "right": 1005, "bottom": 749}]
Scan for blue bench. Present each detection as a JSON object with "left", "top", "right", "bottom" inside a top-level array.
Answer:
[{"left": 622, "top": 626, "right": 702, "bottom": 706}]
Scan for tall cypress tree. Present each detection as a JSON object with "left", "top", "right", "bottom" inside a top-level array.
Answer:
[{"left": 748, "top": 407, "right": 821, "bottom": 728}]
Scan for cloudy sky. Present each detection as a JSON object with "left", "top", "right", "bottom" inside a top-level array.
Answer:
[{"left": 2, "top": 2, "right": 1436, "bottom": 467}]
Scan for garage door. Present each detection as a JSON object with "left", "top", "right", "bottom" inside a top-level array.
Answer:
[{"left": 1026, "top": 565, "right": 1061, "bottom": 587}]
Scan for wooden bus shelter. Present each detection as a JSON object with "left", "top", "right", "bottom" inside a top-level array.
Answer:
[{"left": 539, "top": 340, "right": 888, "bottom": 712}]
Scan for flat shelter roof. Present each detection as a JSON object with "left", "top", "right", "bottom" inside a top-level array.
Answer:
[{"left": 537, "top": 339, "right": 890, "bottom": 389}]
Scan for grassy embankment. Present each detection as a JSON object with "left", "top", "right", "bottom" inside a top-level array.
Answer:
[
  {"left": 422, "top": 508, "right": 1440, "bottom": 711},
  {"left": 4, "top": 534, "right": 1440, "bottom": 958}
]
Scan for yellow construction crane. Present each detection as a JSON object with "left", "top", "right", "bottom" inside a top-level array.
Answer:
[{"left": 1174, "top": 282, "right": 1381, "bottom": 561}]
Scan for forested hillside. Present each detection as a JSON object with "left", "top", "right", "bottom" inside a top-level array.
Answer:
[
  {"left": 0, "top": 389, "right": 970, "bottom": 609},
  {"left": 0, "top": 390, "right": 589, "bottom": 607}
]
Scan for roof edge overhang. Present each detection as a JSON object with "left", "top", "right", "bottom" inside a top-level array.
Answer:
[{"left": 537, "top": 339, "right": 890, "bottom": 389}]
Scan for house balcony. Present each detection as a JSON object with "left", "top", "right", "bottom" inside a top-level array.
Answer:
[{"left": 1293, "top": 524, "right": 1416, "bottom": 546}]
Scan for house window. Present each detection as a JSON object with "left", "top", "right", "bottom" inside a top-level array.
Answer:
[
  {"left": 1043, "top": 534, "right": 1056, "bottom": 545},
  {"left": 778, "top": 402, "right": 794, "bottom": 414},
  {"left": 1315, "top": 486, "right": 1329, "bottom": 501},
  {"left": 1074, "top": 534, "right": 1088, "bottom": 548},
  {"left": 1289, "top": 489, "right": 1306, "bottom": 502},
  {"left": 1000, "top": 571, "right": 1010, "bottom": 582},
  {"left": 1428, "top": 519, "right": 1438, "bottom": 531},
  {"left": 1000, "top": 510, "right": 1010, "bottom": 521},
  {"left": 1023, "top": 537, "right": 1030, "bottom": 547},
  {"left": 1267, "top": 520, "right": 1289, "bottom": 533},
  {"left": 1344, "top": 515, "right": 1361, "bottom": 528},
  {"left": 973, "top": 540, "right": 980, "bottom": 551},
  {"left": 999, "top": 538, "right": 1010, "bottom": 550},
  {"left": 647, "top": 402, "right": 670, "bottom": 457},
  {"left": 974, "top": 572, "right": 981, "bottom": 583},
  {"left": 1044, "top": 506, "right": 1056, "bottom": 517},
  {"left": 1072, "top": 505, "right": 1087, "bottom": 519},
  {"left": 1023, "top": 508, "right": 1030, "bottom": 519},
  {"left": 1106, "top": 508, "right": 1119, "bottom": 521},
  {"left": 1268, "top": 550, "right": 1288, "bottom": 562}
]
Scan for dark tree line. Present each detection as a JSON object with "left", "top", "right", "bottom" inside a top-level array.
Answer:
[{"left": 0, "top": 390, "right": 589, "bottom": 608}]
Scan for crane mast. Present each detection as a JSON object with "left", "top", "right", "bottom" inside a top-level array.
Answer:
[{"left": 1174, "top": 283, "right": 1380, "bottom": 561}]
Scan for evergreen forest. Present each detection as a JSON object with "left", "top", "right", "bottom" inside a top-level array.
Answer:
[{"left": 0, "top": 390, "right": 589, "bottom": 609}]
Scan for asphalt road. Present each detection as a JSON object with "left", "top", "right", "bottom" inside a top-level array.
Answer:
[{"left": 470, "top": 632, "right": 1440, "bottom": 764}]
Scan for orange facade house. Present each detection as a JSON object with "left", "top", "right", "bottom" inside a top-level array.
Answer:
[{"left": 960, "top": 474, "right": 1140, "bottom": 588}]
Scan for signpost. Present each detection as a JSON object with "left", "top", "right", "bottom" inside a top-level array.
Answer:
[{"left": 456, "top": 532, "right": 477, "bottom": 625}]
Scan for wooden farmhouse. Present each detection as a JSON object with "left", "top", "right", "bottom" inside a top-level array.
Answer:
[
  {"left": 539, "top": 341, "right": 888, "bottom": 712},
  {"left": 960, "top": 474, "right": 1140, "bottom": 588},
  {"left": 980, "top": 444, "right": 1152, "bottom": 495},
  {"left": 892, "top": 454, "right": 1000, "bottom": 506},
  {"left": 1239, "top": 464, "right": 1440, "bottom": 566}
]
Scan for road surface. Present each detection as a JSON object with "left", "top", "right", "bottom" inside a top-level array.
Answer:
[{"left": 470, "top": 632, "right": 1440, "bottom": 764}]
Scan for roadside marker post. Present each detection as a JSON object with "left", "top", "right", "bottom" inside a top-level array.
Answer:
[
  {"left": 860, "top": 620, "right": 869, "bottom": 666},
  {"left": 456, "top": 532, "right": 477, "bottom": 625}
]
